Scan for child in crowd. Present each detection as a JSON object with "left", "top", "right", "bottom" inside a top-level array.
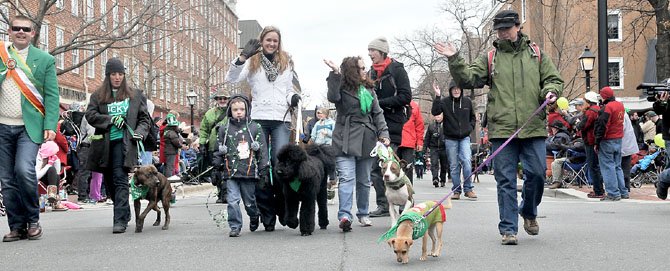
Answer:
[
  {"left": 162, "top": 113, "right": 183, "bottom": 179},
  {"left": 36, "top": 141, "right": 67, "bottom": 211},
  {"left": 630, "top": 145, "right": 660, "bottom": 175},
  {"left": 212, "top": 95, "right": 269, "bottom": 237}
]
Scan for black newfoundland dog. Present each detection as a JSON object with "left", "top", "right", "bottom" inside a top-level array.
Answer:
[{"left": 275, "top": 144, "right": 337, "bottom": 236}]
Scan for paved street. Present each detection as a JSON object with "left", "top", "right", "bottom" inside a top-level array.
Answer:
[{"left": 1, "top": 173, "right": 669, "bottom": 270}]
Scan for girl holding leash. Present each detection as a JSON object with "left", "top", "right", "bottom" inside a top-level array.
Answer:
[
  {"left": 85, "top": 58, "right": 151, "bottom": 234},
  {"left": 324, "top": 56, "right": 390, "bottom": 232}
]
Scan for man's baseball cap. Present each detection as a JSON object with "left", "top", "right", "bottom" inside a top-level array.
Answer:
[{"left": 493, "top": 10, "right": 521, "bottom": 30}]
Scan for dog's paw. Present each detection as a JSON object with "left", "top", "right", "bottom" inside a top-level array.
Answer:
[
  {"left": 153, "top": 221, "right": 160, "bottom": 226},
  {"left": 300, "top": 231, "right": 312, "bottom": 236},
  {"left": 419, "top": 255, "right": 428, "bottom": 261},
  {"left": 161, "top": 225, "right": 169, "bottom": 230},
  {"left": 286, "top": 218, "right": 299, "bottom": 229},
  {"left": 135, "top": 226, "right": 143, "bottom": 233}
]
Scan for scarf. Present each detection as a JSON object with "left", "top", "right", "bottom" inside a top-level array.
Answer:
[
  {"left": 372, "top": 57, "right": 392, "bottom": 78},
  {"left": 358, "top": 85, "right": 373, "bottom": 115},
  {"left": 260, "top": 54, "right": 279, "bottom": 82}
]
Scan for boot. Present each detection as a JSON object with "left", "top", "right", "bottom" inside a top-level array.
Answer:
[
  {"left": 548, "top": 182, "right": 562, "bottom": 189},
  {"left": 432, "top": 178, "right": 439, "bottom": 188},
  {"left": 47, "top": 185, "right": 58, "bottom": 203}
]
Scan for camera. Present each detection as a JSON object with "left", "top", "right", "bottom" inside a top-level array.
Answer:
[{"left": 637, "top": 78, "right": 670, "bottom": 102}]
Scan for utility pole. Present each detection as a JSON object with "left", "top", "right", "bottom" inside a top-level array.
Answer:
[{"left": 597, "top": 0, "right": 609, "bottom": 90}]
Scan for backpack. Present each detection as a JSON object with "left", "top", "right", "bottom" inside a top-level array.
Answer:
[
  {"left": 487, "top": 42, "right": 542, "bottom": 86},
  {"left": 377, "top": 72, "right": 412, "bottom": 123},
  {"left": 143, "top": 121, "right": 160, "bottom": 151}
]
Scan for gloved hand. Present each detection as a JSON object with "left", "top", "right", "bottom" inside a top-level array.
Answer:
[
  {"left": 111, "top": 115, "right": 126, "bottom": 129},
  {"left": 290, "top": 94, "right": 301, "bottom": 107},
  {"left": 240, "top": 39, "right": 261, "bottom": 58},
  {"left": 132, "top": 133, "right": 143, "bottom": 141},
  {"left": 545, "top": 92, "right": 558, "bottom": 104}
]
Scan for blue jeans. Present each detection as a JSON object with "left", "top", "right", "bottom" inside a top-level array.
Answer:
[
  {"left": 598, "top": 139, "right": 627, "bottom": 198},
  {"left": 491, "top": 137, "right": 546, "bottom": 235},
  {"left": 255, "top": 120, "right": 290, "bottom": 228},
  {"left": 0, "top": 124, "right": 40, "bottom": 231},
  {"left": 445, "top": 137, "right": 473, "bottom": 193},
  {"left": 336, "top": 156, "right": 374, "bottom": 221},
  {"left": 584, "top": 144, "right": 604, "bottom": 195},
  {"left": 227, "top": 178, "right": 260, "bottom": 231},
  {"left": 140, "top": 151, "right": 153, "bottom": 166}
]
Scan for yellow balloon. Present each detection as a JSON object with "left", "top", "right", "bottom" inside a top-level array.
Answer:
[
  {"left": 654, "top": 134, "right": 665, "bottom": 148},
  {"left": 556, "top": 97, "right": 569, "bottom": 110}
]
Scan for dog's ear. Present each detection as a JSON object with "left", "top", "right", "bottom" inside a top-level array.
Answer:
[
  {"left": 405, "top": 239, "right": 413, "bottom": 247},
  {"left": 399, "top": 159, "right": 408, "bottom": 170},
  {"left": 387, "top": 238, "right": 396, "bottom": 248},
  {"left": 131, "top": 166, "right": 141, "bottom": 174},
  {"left": 149, "top": 165, "right": 158, "bottom": 175},
  {"left": 378, "top": 160, "right": 384, "bottom": 169}
]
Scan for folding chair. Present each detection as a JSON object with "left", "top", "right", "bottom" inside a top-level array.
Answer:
[{"left": 561, "top": 149, "right": 590, "bottom": 188}]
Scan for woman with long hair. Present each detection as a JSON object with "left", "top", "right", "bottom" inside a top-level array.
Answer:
[
  {"left": 85, "top": 58, "right": 151, "bottom": 234},
  {"left": 225, "top": 25, "right": 300, "bottom": 232},
  {"left": 323, "top": 56, "right": 390, "bottom": 232}
]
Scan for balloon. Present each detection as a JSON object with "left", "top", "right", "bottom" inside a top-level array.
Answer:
[
  {"left": 556, "top": 97, "right": 569, "bottom": 110},
  {"left": 654, "top": 134, "right": 665, "bottom": 149}
]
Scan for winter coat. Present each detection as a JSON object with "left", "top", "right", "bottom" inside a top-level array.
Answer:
[
  {"left": 653, "top": 100, "right": 670, "bottom": 140},
  {"left": 225, "top": 59, "right": 296, "bottom": 122},
  {"left": 368, "top": 59, "right": 412, "bottom": 144},
  {"left": 213, "top": 95, "right": 269, "bottom": 180},
  {"left": 431, "top": 93, "right": 475, "bottom": 140},
  {"left": 578, "top": 104, "right": 600, "bottom": 146},
  {"left": 163, "top": 126, "right": 182, "bottom": 155},
  {"left": 198, "top": 106, "right": 227, "bottom": 152},
  {"left": 424, "top": 121, "right": 445, "bottom": 151},
  {"left": 311, "top": 118, "right": 335, "bottom": 145},
  {"left": 546, "top": 129, "right": 571, "bottom": 157},
  {"left": 327, "top": 72, "right": 389, "bottom": 157},
  {"left": 547, "top": 111, "right": 571, "bottom": 135},
  {"left": 85, "top": 89, "right": 151, "bottom": 171},
  {"left": 621, "top": 114, "right": 640, "bottom": 157},
  {"left": 595, "top": 98, "right": 624, "bottom": 144},
  {"left": 400, "top": 101, "right": 425, "bottom": 148},
  {"left": 640, "top": 119, "right": 656, "bottom": 142},
  {"left": 447, "top": 33, "right": 564, "bottom": 139}
]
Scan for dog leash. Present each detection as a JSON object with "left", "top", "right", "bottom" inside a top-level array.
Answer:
[{"left": 422, "top": 98, "right": 552, "bottom": 218}]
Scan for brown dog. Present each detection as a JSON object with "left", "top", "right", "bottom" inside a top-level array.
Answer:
[
  {"left": 387, "top": 200, "right": 451, "bottom": 264},
  {"left": 380, "top": 159, "right": 414, "bottom": 227},
  {"left": 132, "top": 165, "right": 172, "bottom": 233}
]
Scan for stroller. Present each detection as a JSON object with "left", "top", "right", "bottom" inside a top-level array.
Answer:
[{"left": 631, "top": 148, "right": 665, "bottom": 188}]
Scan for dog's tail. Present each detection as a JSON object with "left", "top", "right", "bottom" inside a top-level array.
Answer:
[{"left": 442, "top": 197, "right": 453, "bottom": 209}]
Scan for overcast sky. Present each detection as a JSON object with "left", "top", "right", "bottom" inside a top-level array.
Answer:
[{"left": 235, "top": 0, "right": 454, "bottom": 107}]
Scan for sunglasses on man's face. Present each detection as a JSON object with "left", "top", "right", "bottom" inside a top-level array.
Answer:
[
  {"left": 11, "top": 26, "right": 32, "bottom": 33},
  {"left": 215, "top": 97, "right": 228, "bottom": 101}
]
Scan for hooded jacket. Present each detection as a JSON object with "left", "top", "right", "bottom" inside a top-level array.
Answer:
[
  {"left": 424, "top": 120, "right": 445, "bottom": 150},
  {"left": 199, "top": 105, "right": 228, "bottom": 152},
  {"left": 400, "top": 101, "right": 425, "bottom": 148},
  {"left": 447, "top": 33, "right": 564, "bottom": 139},
  {"left": 431, "top": 81, "right": 475, "bottom": 140},
  {"left": 213, "top": 95, "right": 269, "bottom": 180}
]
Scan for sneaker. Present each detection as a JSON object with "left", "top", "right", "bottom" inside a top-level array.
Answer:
[
  {"left": 464, "top": 191, "right": 478, "bottom": 199},
  {"left": 620, "top": 194, "right": 630, "bottom": 199},
  {"left": 600, "top": 195, "right": 621, "bottom": 201},
  {"left": 105, "top": 199, "right": 113, "bottom": 205},
  {"left": 440, "top": 182, "right": 445, "bottom": 187},
  {"left": 229, "top": 229, "right": 240, "bottom": 237},
  {"left": 432, "top": 178, "right": 439, "bottom": 188},
  {"left": 523, "top": 218, "right": 539, "bottom": 235},
  {"left": 339, "top": 217, "right": 352, "bottom": 232},
  {"left": 587, "top": 192, "right": 605, "bottom": 199},
  {"left": 358, "top": 216, "right": 372, "bottom": 227},
  {"left": 112, "top": 224, "right": 126, "bottom": 234},
  {"left": 501, "top": 234, "right": 518, "bottom": 245},
  {"left": 369, "top": 208, "right": 389, "bottom": 217},
  {"left": 451, "top": 193, "right": 461, "bottom": 200}
]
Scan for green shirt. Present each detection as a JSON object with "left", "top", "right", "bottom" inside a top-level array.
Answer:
[{"left": 108, "top": 98, "right": 129, "bottom": 140}]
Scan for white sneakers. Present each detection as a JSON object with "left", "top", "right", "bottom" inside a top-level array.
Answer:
[{"left": 358, "top": 216, "right": 372, "bottom": 227}]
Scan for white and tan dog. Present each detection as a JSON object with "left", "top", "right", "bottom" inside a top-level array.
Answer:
[
  {"left": 386, "top": 200, "right": 451, "bottom": 264},
  {"left": 381, "top": 158, "right": 415, "bottom": 227}
]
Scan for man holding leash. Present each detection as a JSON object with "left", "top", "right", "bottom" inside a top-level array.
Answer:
[{"left": 435, "top": 9, "right": 563, "bottom": 245}]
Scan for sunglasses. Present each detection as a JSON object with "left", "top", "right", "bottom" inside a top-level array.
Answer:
[
  {"left": 214, "top": 97, "right": 228, "bottom": 101},
  {"left": 11, "top": 26, "right": 32, "bottom": 33}
]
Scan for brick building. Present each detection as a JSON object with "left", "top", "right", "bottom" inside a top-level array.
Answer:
[{"left": 1, "top": 0, "right": 241, "bottom": 127}]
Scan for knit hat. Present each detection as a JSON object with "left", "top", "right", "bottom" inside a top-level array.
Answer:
[
  {"left": 368, "top": 36, "right": 389, "bottom": 54},
  {"left": 105, "top": 58, "right": 125, "bottom": 76},
  {"left": 584, "top": 91, "right": 600, "bottom": 104},
  {"left": 38, "top": 141, "right": 59, "bottom": 159},
  {"left": 569, "top": 98, "right": 585, "bottom": 106},
  {"left": 599, "top": 86, "right": 614, "bottom": 100}
]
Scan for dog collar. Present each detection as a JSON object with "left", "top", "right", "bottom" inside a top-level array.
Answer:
[{"left": 386, "top": 175, "right": 406, "bottom": 190}]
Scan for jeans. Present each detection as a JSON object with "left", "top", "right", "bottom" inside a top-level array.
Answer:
[
  {"left": 371, "top": 144, "right": 399, "bottom": 211},
  {"left": 104, "top": 140, "right": 130, "bottom": 227},
  {"left": 598, "top": 139, "right": 627, "bottom": 198},
  {"left": 397, "top": 147, "right": 415, "bottom": 184},
  {"left": 140, "top": 151, "right": 153, "bottom": 166},
  {"left": 429, "top": 148, "right": 449, "bottom": 183},
  {"left": 491, "top": 137, "right": 545, "bottom": 235},
  {"left": 445, "top": 137, "right": 473, "bottom": 193},
  {"left": 226, "top": 178, "right": 259, "bottom": 231},
  {"left": 336, "top": 156, "right": 374, "bottom": 221},
  {"left": 255, "top": 120, "right": 290, "bottom": 228},
  {"left": 0, "top": 124, "right": 40, "bottom": 231},
  {"left": 622, "top": 155, "right": 632, "bottom": 191},
  {"left": 585, "top": 144, "right": 604, "bottom": 195},
  {"left": 75, "top": 143, "right": 91, "bottom": 200}
]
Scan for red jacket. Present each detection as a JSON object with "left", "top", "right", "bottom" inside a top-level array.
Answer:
[
  {"left": 54, "top": 122, "right": 68, "bottom": 166},
  {"left": 581, "top": 105, "right": 600, "bottom": 145},
  {"left": 595, "top": 99, "right": 625, "bottom": 144},
  {"left": 548, "top": 111, "right": 571, "bottom": 135},
  {"left": 400, "top": 101, "right": 425, "bottom": 149}
]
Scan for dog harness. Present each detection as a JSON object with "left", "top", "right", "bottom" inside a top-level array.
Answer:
[{"left": 377, "top": 201, "right": 446, "bottom": 242}]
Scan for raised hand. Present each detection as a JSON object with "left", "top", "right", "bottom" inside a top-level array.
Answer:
[
  {"left": 240, "top": 39, "right": 261, "bottom": 59},
  {"left": 323, "top": 59, "right": 339, "bottom": 73},
  {"left": 432, "top": 80, "right": 441, "bottom": 97},
  {"left": 434, "top": 42, "right": 457, "bottom": 57}
]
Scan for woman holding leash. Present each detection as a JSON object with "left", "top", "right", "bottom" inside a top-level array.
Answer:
[
  {"left": 225, "top": 25, "right": 300, "bottom": 232},
  {"left": 85, "top": 58, "right": 151, "bottom": 234},
  {"left": 324, "top": 56, "right": 390, "bottom": 232}
]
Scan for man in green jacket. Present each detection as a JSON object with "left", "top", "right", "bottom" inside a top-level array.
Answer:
[
  {"left": 0, "top": 15, "right": 60, "bottom": 242},
  {"left": 435, "top": 9, "right": 563, "bottom": 245},
  {"left": 198, "top": 89, "right": 230, "bottom": 203}
]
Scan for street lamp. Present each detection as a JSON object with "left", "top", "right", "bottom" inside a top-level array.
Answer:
[
  {"left": 187, "top": 90, "right": 197, "bottom": 132},
  {"left": 579, "top": 46, "right": 596, "bottom": 93}
]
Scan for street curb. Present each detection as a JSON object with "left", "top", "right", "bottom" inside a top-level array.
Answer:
[
  {"left": 515, "top": 184, "right": 587, "bottom": 199},
  {"left": 172, "top": 183, "right": 217, "bottom": 197}
]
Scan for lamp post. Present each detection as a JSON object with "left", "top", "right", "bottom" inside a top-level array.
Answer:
[
  {"left": 187, "top": 90, "right": 197, "bottom": 132},
  {"left": 579, "top": 46, "right": 596, "bottom": 93}
]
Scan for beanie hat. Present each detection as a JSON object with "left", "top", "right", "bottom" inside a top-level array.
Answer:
[
  {"left": 368, "top": 36, "right": 389, "bottom": 54},
  {"left": 105, "top": 58, "right": 125, "bottom": 76},
  {"left": 38, "top": 141, "right": 59, "bottom": 159},
  {"left": 166, "top": 113, "right": 179, "bottom": 126},
  {"left": 599, "top": 86, "right": 614, "bottom": 100}
]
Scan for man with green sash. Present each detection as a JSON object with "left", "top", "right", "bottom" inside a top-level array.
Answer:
[{"left": 0, "top": 15, "right": 60, "bottom": 242}]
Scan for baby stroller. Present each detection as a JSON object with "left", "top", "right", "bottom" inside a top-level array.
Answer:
[
  {"left": 561, "top": 149, "right": 589, "bottom": 188},
  {"left": 631, "top": 149, "right": 665, "bottom": 188}
]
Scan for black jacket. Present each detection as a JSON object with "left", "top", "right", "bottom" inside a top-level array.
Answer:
[
  {"left": 368, "top": 59, "right": 412, "bottom": 145},
  {"left": 431, "top": 95, "right": 475, "bottom": 140},
  {"left": 424, "top": 121, "right": 445, "bottom": 150}
]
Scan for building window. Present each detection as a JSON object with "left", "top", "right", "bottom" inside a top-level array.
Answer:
[
  {"left": 608, "top": 57, "right": 624, "bottom": 89},
  {"left": 607, "top": 10, "right": 622, "bottom": 42},
  {"left": 71, "top": 0, "right": 79, "bottom": 16},
  {"left": 123, "top": 8, "right": 129, "bottom": 32},
  {"left": 86, "top": 0, "right": 94, "bottom": 22},
  {"left": 55, "top": 27, "right": 64, "bottom": 69},
  {"left": 151, "top": 75, "right": 157, "bottom": 98},
  {"left": 99, "top": 0, "right": 106, "bottom": 30},
  {"left": 521, "top": 0, "right": 526, "bottom": 23},
  {"left": 101, "top": 48, "right": 107, "bottom": 70},
  {"left": 0, "top": 4, "right": 8, "bottom": 41},
  {"left": 159, "top": 75, "right": 164, "bottom": 99},
  {"left": 166, "top": 75, "right": 171, "bottom": 102},
  {"left": 72, "top": 49, "right": 80, "bottom": 74},
  {"left": 112, "top": 2, "right": 118, "bottom": 34},
  {"left": 87, "top": 46, "right": 95, "bottom": 78},
  {"left": 39, "top": 23, "right": 49, "bottom": 51},
  {"left": 56, "top": 0, "right": 64, "bottom": 10}
]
